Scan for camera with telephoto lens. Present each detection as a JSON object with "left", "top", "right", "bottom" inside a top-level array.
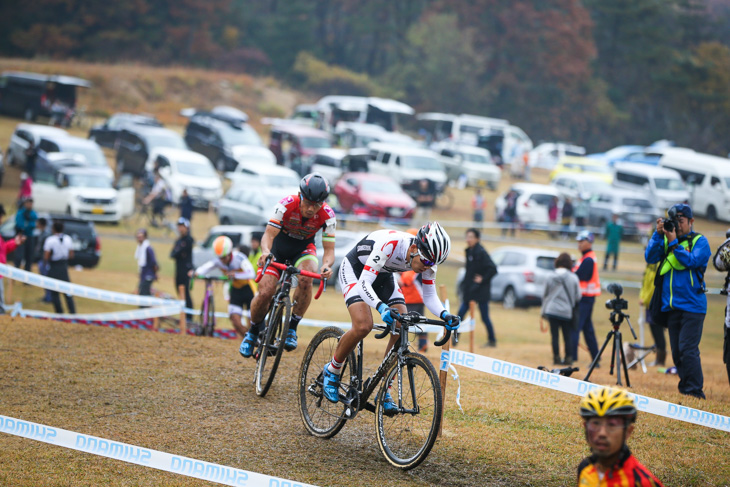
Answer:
[{"left": 605, "top": 283, "right": 628, "bottom": 311}]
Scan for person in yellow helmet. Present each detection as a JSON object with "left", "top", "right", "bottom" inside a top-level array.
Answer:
[{"left": 577, "top": 387, "right": 664, "bottom": 486}]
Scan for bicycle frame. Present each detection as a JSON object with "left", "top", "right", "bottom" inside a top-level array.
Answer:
[
  {"left": 254, "top": 257, "right": 326, "bottom": 299},
  {"left": 190, "top": 275, "right": 229, "bottom": 336}
]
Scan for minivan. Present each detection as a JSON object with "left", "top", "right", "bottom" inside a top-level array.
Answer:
[
  {"left": 658, "top": 148, "right": 730, "bottom": 221},
  {"left": 612, "top": 162, "right": 689, "bottom": 212},
  {"left": 116, "top": 126, "right": 187, "bottom": 177},
  {"left": 367, "top": 142, "right": 447, "bottom": 196},
  {"left": 0, "top": 71, "right": 90, "bottom": 124}
]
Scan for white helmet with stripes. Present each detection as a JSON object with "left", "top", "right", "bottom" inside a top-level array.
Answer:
[{"left": 415, "top": 222, "right": 451, "bottom": 266}]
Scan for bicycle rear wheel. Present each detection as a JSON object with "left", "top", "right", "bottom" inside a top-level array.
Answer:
[
  {"left": 255, "top": 296, "right": 291, "bottom": 397},
  {"left": 205, "top": 293, "right": 216, "bottom": 337},
  {"left": 375, "top": 352, "right": 442, "bottom": 470},
  {"left": 298, "top": 326, "right": 354, "bottom": 438}
]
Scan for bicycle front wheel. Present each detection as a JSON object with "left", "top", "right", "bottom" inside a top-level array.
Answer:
[
  {"left": 255, "top": 296, "right": 291, "bottom": 397},
  {"left": 375, "top": 352, "right": 442, "bottom": 470},
  {"left": 205, "top": 292, "right": 216, "bottom": 337},
  {"left": 298, "top": 326, "right": 354, "bottom": 439}
]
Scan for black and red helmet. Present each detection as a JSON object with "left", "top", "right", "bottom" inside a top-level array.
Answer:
[{"left": 299, "top": 173, "right": 330, "bottom": 203}]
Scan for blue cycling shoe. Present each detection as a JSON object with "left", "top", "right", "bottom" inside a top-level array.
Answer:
[
  {"left": 382, "top": 391, "right": 399, "bottom": 416},
  {"left": 322, "top": 366, "right": 340, "bottom": 403},
  {"left": 284, "top": 329, "right": 298, "bottom": 351},
  {"left": 239, "top": 331, "right": 258, "bottom": 358}
]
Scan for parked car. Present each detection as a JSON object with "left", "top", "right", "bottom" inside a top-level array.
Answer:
[
  {"left": 149, "top": 148, "right": 222, "bottom": 209},
  {"left": 456, "top": 246, "right": 559, "bottom": 309},
  {"left": 367, "top": 142, "right": 447, "bottom": 196},
  {"left": 494, "top": 183, "right": 562, "bottom": 225},
  {"left": 216, "top": 183, "right": 299, "bottom": 226},
  {"left": 335, "top": 122, "right": 416, "bottom": 149},
  {"left": 225, "top": 162, "right": 301, "bottom": 189},
  {"left": 334, "top": 172, "right": 416, "bottom": 219},
  {"left": 433, "top": 142, "right": 500, "bottom": 189},
  {"left": 184, "top": 107, "right": 272, "bottom": 172},
  {"left": 88, "top": 113, "right": 162, "bottom": 148},
  {"left": 316, "top": 95, "right": 415, "bottom": 133},
  {"left": 550, "top": 173, "right": 613, "bottom": 200},
  {"left": 587, "top": 189, "right": 661, "bottom": 239},
  {"left": 0, "top": 213, "right": 101, "bottom": 268},
  {"left": 586, "top": 145, "right": 645, "bottom": 165},
  {"left": 32, "top": 163, "right": 134, "bottom": 222},
  {"left": 612, "top": 162, "right": 688, "bottom": 211},
  {"left": 37, "top": 134, "right": 113, "bottom": 178},
  {"left": 516, "top": 142, "right": 586, "bottom": 173},
  {"left": 309, "top": 148, "right": 347, "bottom": 185},
  {"left": 192, "top": 224, "right": 266, "bottom": 272},
  {"left": 0, "top": 71, "right": 90, "bottom": 124},
  {"left": 6, "top": 123, "right": 68, "bottom": 168},
  {"left": 116, "top": 126, "right": 187, "bottom": 177},
  {"left": 550, "top": 156, "right": 613, "bottom": 184},
  {"left": 269, "top": 124, "right": 332, "bottom": 174}
]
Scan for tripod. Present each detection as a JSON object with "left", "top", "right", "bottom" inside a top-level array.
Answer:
[{"left": 583, "top": 308, "right": 638, "bottom": 386}]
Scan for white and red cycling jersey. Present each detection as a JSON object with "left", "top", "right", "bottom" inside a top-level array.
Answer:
[
  {"left": 268, "top": 194, "right": 336, "bottom": 243},
  {"left": 341, "top": 229, "right": 446, "bottom": 316}
]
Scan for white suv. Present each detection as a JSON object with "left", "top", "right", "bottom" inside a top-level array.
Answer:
[{"left": 494, "top": 183, "right": 561, "bottom": 225}]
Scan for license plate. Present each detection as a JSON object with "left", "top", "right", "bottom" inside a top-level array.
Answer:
[
  {"left": 477, "top": 179, "right": 488, "bottom": 187},
  {"left": 91, "top": 207, "right": 104, "bottom": 214}
]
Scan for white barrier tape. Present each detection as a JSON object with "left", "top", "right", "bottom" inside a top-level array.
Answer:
[
  {"left": 446, "top": 349, "right": 730, "bottom": 432},
  {"left": 0, "top": 264, "right": 173, "bottom": 307},
  {"left": 0, "top": 415, "right": 318, "bottom": 487},
  {"left": 449, "top": 364, "right": 463, "bottom": 413},
  {"left": 12, "top": 303, "right": 183, "bottom": 322}
]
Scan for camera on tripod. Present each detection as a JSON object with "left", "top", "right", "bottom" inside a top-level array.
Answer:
[{"left": 605, "top": 282, "right": 628, "bottom": 312}]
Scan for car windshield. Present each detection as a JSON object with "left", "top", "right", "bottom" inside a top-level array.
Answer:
[
  {"left": 70, "top": 147, "right": 106, "bottom": 167},
  {"left": 621, "top": 198, "right": 653, "bottom": 209},
  {"left": 401, "top": 155, "right": 443, "bottom": 171},
  {"left": 581, "top": 164, "right": 611, "bottom": 174},
  {"left": 176, "top": 160, "right": 217, "bottom": 178},
  {"left": 147, "top": 134, "right": 187, "bottom": 150},
  {"left": 583, "top": 181, "right": 611, "bottom": 193},
  {"left": 67, "top": 174, "right": 113, "bottom": 188},
  {"left": 360, "top": 179, "right": 403, "bottom": 194},
  {"left": 299, "top": 136, "right": 332, "bottom": 150},
  {"left": 460, "top": 152, "right": 490, "bottom": 164},
  {"left": 263, "top": 173, "right": 300, "bottom": 187},
  {"left": 219, "top": 124, "right": 263, "bottom": 146},
  {"left": 654, "top": 178, "right": 685, "bottom": 190}
]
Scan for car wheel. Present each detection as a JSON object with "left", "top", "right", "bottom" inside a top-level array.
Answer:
[
  {"left": 707, "top": 205, "right": 717, "bottom": 222},
  {"left": 502, "top": 287, "right": 517, "bottom": 310},
  {"left": 220, "top": 216, "right": 231, "bottom": 225},
  {"left": 216, "top": 157, "right": 227, "bottom": 172}
]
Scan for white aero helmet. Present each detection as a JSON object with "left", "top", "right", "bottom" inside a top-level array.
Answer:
[
  {"left": 212, "top": 235, "right": 233, "bottom": 258},
  {"left": 415, "top": 222, "right": 451, "bottom": 266}
]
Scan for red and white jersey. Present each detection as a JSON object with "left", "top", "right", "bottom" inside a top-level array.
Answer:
[
  {"left": 345, "top": 229, "right": 445, "bottom": 316},
  {"left": 268, "top": 194, "right": 336, "bottom": 241}
]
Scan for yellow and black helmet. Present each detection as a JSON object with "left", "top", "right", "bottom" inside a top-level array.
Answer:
[{"left": 580, "top": 387, "right": 637, "bottom": 422}]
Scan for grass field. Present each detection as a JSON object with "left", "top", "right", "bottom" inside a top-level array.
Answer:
[{"left": 0, "top": 60, "right": 729, "bottom": 485}]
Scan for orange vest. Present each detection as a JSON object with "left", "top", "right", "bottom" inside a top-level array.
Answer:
[
  {"left": 573, "top": 249, "right": 601, "bottom": 297},
  {"left": 400, "top": 271, "right": 423, "bottom": 304}
]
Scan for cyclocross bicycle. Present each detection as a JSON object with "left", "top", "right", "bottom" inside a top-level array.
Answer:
[
  {"left": 189, "top": 275, "right": 229, "bottom": 337},
  {"left": 254, "top": 255, "right": 326, "bottom": 397},
  {"left": 298, "top": 310, "right": 451, "bottom": 470}
]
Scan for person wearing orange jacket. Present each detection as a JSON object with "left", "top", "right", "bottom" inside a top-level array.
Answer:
[
  {"left": 571, "top": 230, "right": 601, "bottom": 365},
  {"left": 399, "top": 228, "right": 428, "bottom": 351}
]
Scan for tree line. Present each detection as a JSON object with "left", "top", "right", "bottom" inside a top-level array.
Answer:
[{"left": 1, "top": 0, "right": 729, "bottom": 155}]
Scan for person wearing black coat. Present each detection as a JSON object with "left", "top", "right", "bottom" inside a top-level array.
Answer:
[
  {"left": 170, "top": 217, "right": 194, "bottom": 322},
  {"left": 458, "top": 228, "right": 498, "bottom": 347}
]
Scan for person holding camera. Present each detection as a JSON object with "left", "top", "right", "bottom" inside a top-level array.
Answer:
[
  {"left": 645, "top": 203, "right": 711, "bottom": 399},
  {"left": 712, "top": 228, "right": 730, "bottom": 386}
]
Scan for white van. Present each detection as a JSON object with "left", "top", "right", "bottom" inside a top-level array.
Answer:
[
  {"left": 612, "top": 162, "right": 689, "bottom": 212},
  {"left": 658, "top": 148, "right": 730, "bottom": 221},
  {"left": 367, "top": 142, "right": 447, "bottom": 195}
]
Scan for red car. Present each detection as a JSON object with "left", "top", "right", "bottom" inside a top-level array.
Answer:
[{"left": 334, "top": 172, "right": 416, "bottom": 219}]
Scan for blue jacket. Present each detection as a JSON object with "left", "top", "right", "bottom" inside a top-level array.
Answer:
[
  {"left": 645, "top": 230, "right": 711, "bottom": 313},
  {"left": 15, "top": 208, "right": 37, "bottom": 236}
]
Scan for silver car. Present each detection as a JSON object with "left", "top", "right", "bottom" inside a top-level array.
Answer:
[
  {"left": 217, "top": 184, "right": 299, "bottom": 226},
  {"left": 456, "top": 246, "right": 558, "bottom": 309}
]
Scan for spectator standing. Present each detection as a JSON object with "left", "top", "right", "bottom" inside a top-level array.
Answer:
[
  {"left": 0, "top": 205, "right": 24, "bottom": 313},
  {"left": 248, "top": 231, "right": 263, "bottom": 270},
  {"left": 14, "top": 197, "right": 37, "bottom": 272},
  {"left": 43, "top": 220, "right": 76, "bottom": 314},
  {"left": 179, "top": 188, "right": 193, "bottom": 222},
  {"left": 135, "top": 228, "right": 158, "bottom": 297},
  {"left": 17, "top": 172, "right": 32, "bottom": 208},
  {"left": 571, "top": 230, "right": 601, "bottom": 365},
  {"left": 574, "top": 193, "right": 590, "bottom": 228},
  {"left": 35, "top": 217, "right": 52, "bottom": 303},
  {"left": 639, "top": 261, "right": 667, "bottom": 366},
  {"left": 712, "top": 229, "right": 730, "bottom": 385},
  {"left": 457, "top": 228, "right": 498, "bottom": 347},
  {"left": 604, "top": 213, "right": 624, "bottom": 270},
  {"left": 170, "top": 217, "right": 194, "bottom": 322},
  {"left": 548, "top": 196, "right": 559, "bottom": 238},
  {"left": 24, "top": 141, "right": 37, "bottom": 180},
  {"left": 413, "top": 179, "right": 436, "bottom": 224},
  {"left": 541, "top": 252, "right": 581, "bottom": 365},
  {"left": 645, "top": 203, "right": 711, "bottom": 399},
  {"left": 472, "top": 189, "right": 486, "bottom": 225},
  {"left": 561, "top": 197, "right": 574, "bottom": 237},
  {"left": 502, "top": 190, "right": 518, "bottom": 236}
]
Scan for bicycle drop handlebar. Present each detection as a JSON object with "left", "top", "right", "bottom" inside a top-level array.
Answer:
[
  {"left": 374, "top": 310, "right": 452, "bottom": 347},
  {"left": 189, "top": 274, "right": 229, "bottom": 290},
  {"left": 255, "top": 255, "right": 327, "bottom": 299}
]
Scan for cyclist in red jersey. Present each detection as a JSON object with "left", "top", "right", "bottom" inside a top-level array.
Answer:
[
  {"left": 577, "top": 387, "right": 664, "bottom": 487},
  {"left": 241, "top": 173, "right": 336, "bottom": 357}
]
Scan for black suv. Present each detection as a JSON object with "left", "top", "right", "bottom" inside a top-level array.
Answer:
[
  {"left": 184, "top": 107, "right": 263, "bottom": 172},
  {"left": 89, "top": 113, "right": 162, "bottom": 149},
  {"left": 116, "top": 125, "right": 187, "bottom": 177},
  {"left": 1, "top": 213, "right": 101, "bottom": 268}
]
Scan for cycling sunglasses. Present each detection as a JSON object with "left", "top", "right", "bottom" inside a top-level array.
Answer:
[{"left": 418, "top": 251, "right": 435, "bottom": 267}]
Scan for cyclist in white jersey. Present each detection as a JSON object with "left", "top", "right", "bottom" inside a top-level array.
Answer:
[{"left": 322, "top": 222, "right": 460, "bottom": 411}]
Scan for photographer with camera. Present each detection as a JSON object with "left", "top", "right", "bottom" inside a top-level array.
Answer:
[
  {"left": 645, "top": 203, "right": 711, "bottom": 399},
  {"left": 712, "top": 228, "right": 730, "bottom": 386}
]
